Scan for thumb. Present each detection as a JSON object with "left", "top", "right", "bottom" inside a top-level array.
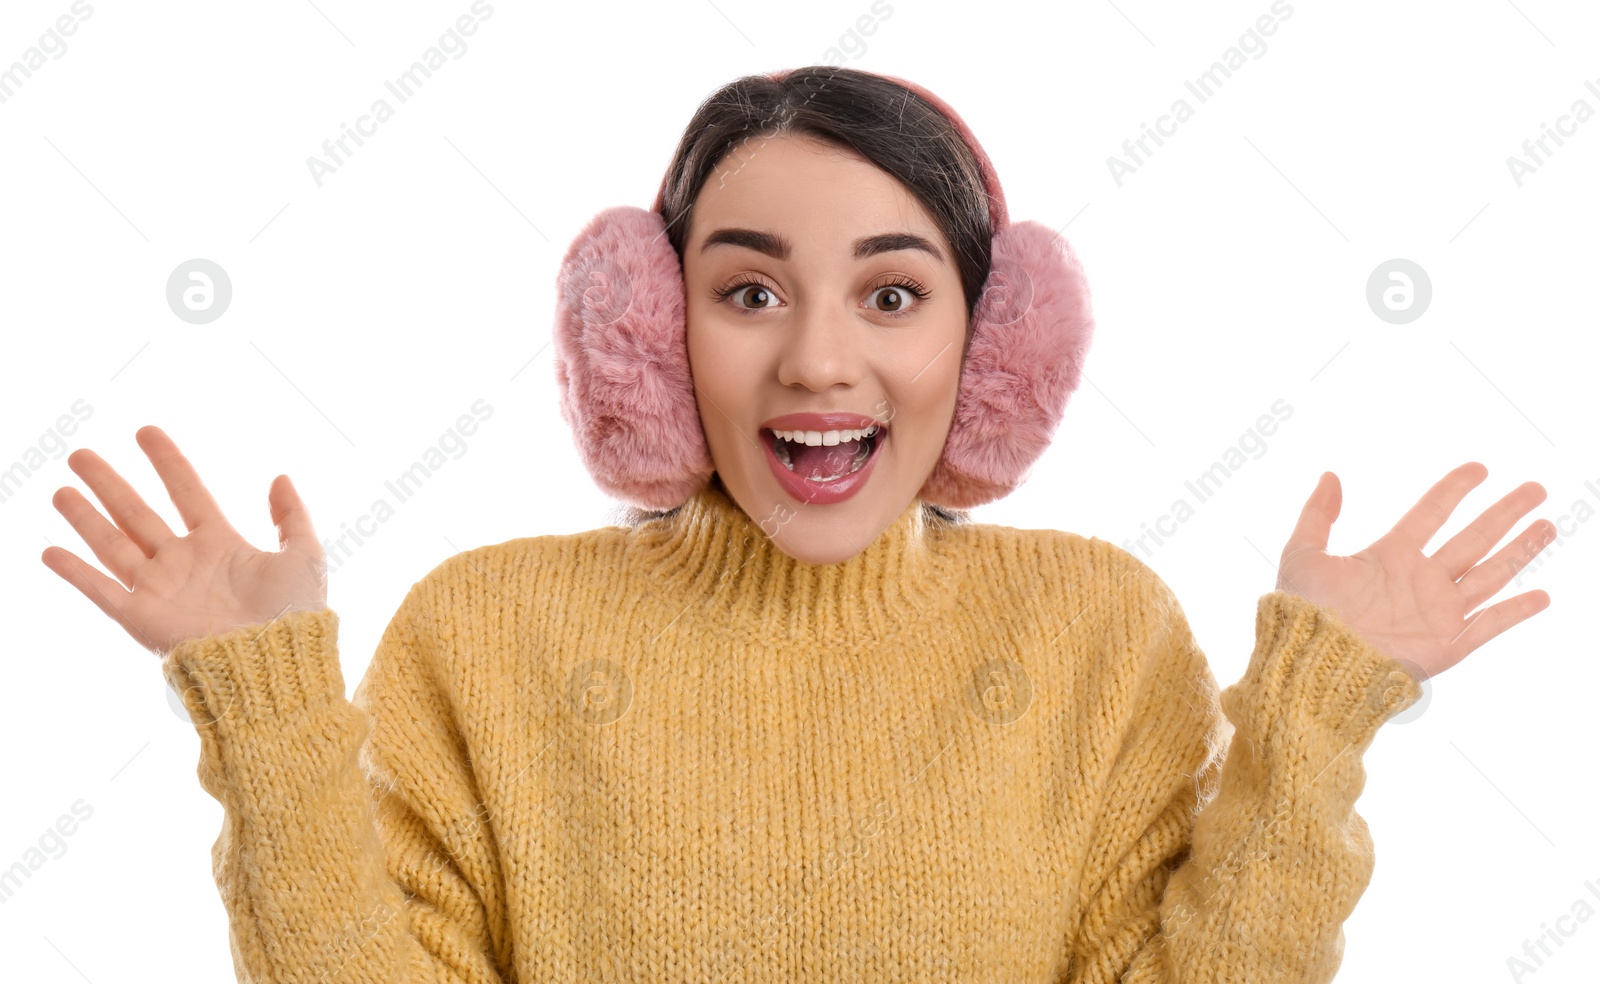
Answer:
[
  {"left": 1283, "top": 470, "right": 1339, "bottom": 557},
  {"left": 268, "top": 474, "right": 319, "bottom": 553}
]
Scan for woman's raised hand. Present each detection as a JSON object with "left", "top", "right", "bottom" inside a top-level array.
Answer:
[
  {"left": 40, "top": 425, "right": 328, "bottom": 656},
  {"left": 1275, "top": 462, "right": 1556, "bottom": 681}
]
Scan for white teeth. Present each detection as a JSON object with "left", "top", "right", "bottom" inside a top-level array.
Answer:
[
  {"left": 767, "top": 423, "right": 882, "bottom": 480},
  {"left": 770, "top": 425, "right": 879, "bottom": 445}
]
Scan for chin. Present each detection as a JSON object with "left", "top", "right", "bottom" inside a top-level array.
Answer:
[
  {"left": 765, "top": 487, "right": 911, "bottom": 566},
  {"left": 769, "top": 527, "right": 863, "bottom": 566}
]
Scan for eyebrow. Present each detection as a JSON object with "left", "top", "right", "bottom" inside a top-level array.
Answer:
[{"left": 698, "top": 227, "right": 944, "bottom": 264}]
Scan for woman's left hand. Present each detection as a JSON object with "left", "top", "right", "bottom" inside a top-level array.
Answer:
[{"left": 1275, "top": 462, "right": 1555, "bottom": 680}]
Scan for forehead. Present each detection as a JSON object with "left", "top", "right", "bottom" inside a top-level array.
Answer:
[{"left": 685, "top": 133, "right": 944, "bottom": 253}]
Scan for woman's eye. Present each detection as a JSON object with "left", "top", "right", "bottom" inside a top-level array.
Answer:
[
  {"left": 871, "top": 285, "right": 915, "bottom": 313},
  {"left": 729, "top": 284, "right": 776, "bottom": 309}
]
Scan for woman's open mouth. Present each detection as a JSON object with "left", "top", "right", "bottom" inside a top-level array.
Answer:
[{"left": 760, "top": 423, "right": 886, "bottom": 504}]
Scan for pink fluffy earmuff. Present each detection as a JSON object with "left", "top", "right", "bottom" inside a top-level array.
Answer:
[{"left": 552, "top": 68, "right": 1095, "bottom": 511}]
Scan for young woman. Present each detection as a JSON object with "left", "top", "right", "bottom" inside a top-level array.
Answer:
[{"left": 41, "top": 66, "right": 1553, "bottom": 982}]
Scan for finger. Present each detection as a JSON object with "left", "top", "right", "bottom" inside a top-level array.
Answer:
[
  {"left": 1450, "top": 589, "right": 1551, "bottom": 661},
  {"left": 1456, "top": 519, "right": 1558, "bottom": 611},
  {"left": 269, "top": 475, "right": 319, "bottom": 552},
  {"left": 1384, "top": 461, "right": 1489, "bottom": 552},
  {"left": 136, "top": 425, "right": 232, "bottom": 534},
  {"left": 39, "top": 544, "right": 157, "bottom": 651},
  {"left": 1281, "top": 471, "right": 1339, "bottom": 560},
  {"left": 51, "top": 485, "right": 158, "bottom": 589},
  {"left": 1432, "top": 480, "right": 1549, "bottom": 581},
  {"left": 66, "top": 446, "right": 179, "bottom": 556}
]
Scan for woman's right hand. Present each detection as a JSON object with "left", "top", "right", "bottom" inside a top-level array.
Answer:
[{"left": 40, "top": 425, "right": 328, "bottom": 656}]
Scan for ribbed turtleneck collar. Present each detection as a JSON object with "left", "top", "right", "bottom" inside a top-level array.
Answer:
[{"left": 631, "top": 478, "right": 955, "bottom": 645}]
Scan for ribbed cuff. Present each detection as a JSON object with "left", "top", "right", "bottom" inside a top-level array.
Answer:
[
  {"left": 161, "top": 607, "right": 345, "bottom": 740},
  {"left": 1221, "top": 591, "right": 1424, "bottom": 751}
]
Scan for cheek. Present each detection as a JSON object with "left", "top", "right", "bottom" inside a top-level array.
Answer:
[
  {"left": 908, "top": 325, "right": 968, "bottom": 446},
  {"left": 684, "top": 291, "right": 723, "bottom": 378},
  {"left": 919, "top": 321, "right": 969, "bottom": 408},
  {"left": 884, "top": 363, "right": 962, "bottom": 452},
  {"left": 685, "top": 322, "right": 757, "bottom": 439}
]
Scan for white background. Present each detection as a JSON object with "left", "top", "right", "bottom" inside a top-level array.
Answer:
[{"left": 1, "top": 0, "right": 1596, "bottom": 979}]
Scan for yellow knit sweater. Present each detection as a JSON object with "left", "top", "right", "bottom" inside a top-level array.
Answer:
[{"left": 163, "top": 478, "right": 1423, "bottom": 982}]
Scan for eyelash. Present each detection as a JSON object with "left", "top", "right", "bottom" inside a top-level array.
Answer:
[{"left": 712, "top": 276, "right": 932, "bottom": 319}]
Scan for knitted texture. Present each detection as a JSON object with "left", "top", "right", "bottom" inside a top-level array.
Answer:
[{"left": 162, "top": 480, "right": 1423, "bottom": 982}]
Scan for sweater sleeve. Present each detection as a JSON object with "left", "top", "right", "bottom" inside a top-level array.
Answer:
[
  {"left": 161, "top": 577, "right": 512, "bottom": 983},
  {"left": 1062, "top": 559, "right": 1424, "bottom": 983}
]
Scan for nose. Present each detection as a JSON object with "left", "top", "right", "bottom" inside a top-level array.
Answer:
[{"left": 774, "top": 295, "right": 865, "bottom": 392}]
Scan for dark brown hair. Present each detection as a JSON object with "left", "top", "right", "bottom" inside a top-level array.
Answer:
[{"left": 620, "top": 65, "right": 987, "bottom": 529}]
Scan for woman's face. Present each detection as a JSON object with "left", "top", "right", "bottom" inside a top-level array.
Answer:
[{"left": 683, "top": 132, "right": 969, "bottom": 565}]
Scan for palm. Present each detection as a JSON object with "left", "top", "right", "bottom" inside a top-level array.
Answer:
[
  {"left": 1276, "top": 463, "right": 1554, "bottom": 680},
  {"left": 121, "top": 521, "right": 325, "bottom": 647},
  {"left": 40, "top": 425, "right": 326, "bottom": 656}
]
